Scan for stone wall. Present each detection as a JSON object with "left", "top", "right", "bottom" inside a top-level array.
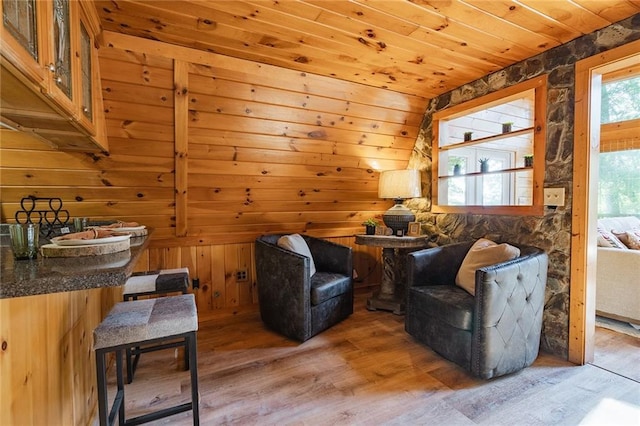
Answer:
[{"left": 407, "top": 14, "right": 640, "bottom": 357}]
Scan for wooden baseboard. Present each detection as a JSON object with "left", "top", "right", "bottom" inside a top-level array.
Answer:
[{"left": 596, "top": 310, "right": 640, "bottom": 325}]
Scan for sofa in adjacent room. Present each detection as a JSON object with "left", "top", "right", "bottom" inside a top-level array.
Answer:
[{"left": 595, "top": 216, "right": 640, "bottom": 326}]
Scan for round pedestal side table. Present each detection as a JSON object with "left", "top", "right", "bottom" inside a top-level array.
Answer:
[{"left": 355, "top": 234, "right": 429, "bottom": 315}]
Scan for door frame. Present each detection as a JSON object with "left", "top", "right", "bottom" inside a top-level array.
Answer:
[{"left": 568, "top": 39, "right": 640, "bottom": 365}]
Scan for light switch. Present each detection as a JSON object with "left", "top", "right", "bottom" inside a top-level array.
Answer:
[{"left": 544, "top": 188, "right": 565, "bottom": 206}]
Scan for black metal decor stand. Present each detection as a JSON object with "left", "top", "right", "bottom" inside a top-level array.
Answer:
[{"left": 14, "top": 196, "right": 71, "bottom": 239}]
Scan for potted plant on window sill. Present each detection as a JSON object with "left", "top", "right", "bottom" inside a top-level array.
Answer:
[
  {"left": 464, "top": 131, "right": 473, "bottom": 142},
  {"left": 362, "top": 218, "right": 379, "bottom": 235},
  {"left": 453, "top": 162, "right": 462, "bottom": 176},
  {"left": 502, "top": 122, "right": 513, "bottom": 133},
  {"left": 524, "top": 154, "right": 533, "bottom": 167},
  {"left": 479, "top": 158, "right": 490, "bottom": 173}
]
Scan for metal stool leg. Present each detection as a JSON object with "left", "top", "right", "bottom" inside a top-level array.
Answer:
[
  {"left": 188, "top": 332, "right": 200, "bottom": 426},
  {"left": 96, "top": 349, "right": 126, "bottom": 426},
  {"left": 115, "top": 350, "right": 125, "bottom": 425},
  {"left": 184, "top": 340, "right": 190, "bottom": 371},
  {"left": 96, "top": 349, "right": 109, "bottom": 426},
  {"left": 126, "top": 347, "right": 133, "bottom": 384}
]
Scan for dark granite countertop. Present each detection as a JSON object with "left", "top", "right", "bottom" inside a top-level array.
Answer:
[{"left": 0, "top": 235, "right": 151, "bottom": 299}]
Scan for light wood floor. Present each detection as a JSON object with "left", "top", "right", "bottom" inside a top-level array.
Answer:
[
  {"left": 106, "top": 294, "right": 640, "bottom": 425},
  {"left": 592, "top": 325, "right": 640, "bottom": 382}
]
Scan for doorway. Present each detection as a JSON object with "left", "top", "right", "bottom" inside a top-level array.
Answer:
[{"left": 569, "top": 40, "right": 640, "bottom": 365}]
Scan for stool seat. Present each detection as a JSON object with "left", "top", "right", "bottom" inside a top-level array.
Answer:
[
  {"left": 94, "top": 294, "right": 198, "bottom": 350},
  {"left": 121, "top": 267, "right": 191, "bottom": 383},
  {"left": 123, "top": 267, "right": 189, "bottom": 299}
]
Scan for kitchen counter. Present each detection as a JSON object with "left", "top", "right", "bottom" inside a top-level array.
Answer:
[
  {"left": 0, "top": 235, "right": 150, "bottom": 299},
  {"left": 0, "top": 230, "right": 152, "bottom": 425}
]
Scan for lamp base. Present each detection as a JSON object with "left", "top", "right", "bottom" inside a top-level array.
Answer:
[{"left": 382, "top": 201, "right": 415, "bottom": 236}]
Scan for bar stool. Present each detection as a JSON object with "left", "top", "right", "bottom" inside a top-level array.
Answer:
[
  {"left": 123, "top": 267, "right": 190, "bottom": 383},
  {"left": 94, "top": 294, "right": 199, "bottom": 426},
  {"left": 123, "top": 268, "right": 190, "bottom": 301}
]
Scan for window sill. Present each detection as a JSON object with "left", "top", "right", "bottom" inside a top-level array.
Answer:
[{"left": 431, "top": 204, "right": 545, "bottom": 216}]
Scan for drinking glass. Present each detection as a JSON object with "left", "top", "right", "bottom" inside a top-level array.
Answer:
[
  {"left": 73, "top": 217, "right": 89, "bottom": 232},
  {"left": 9, "top": 223, "right": 39, "bottom": 260}
]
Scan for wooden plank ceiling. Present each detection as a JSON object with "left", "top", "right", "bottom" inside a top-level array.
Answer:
[{"left": 95, "top": 0, "right": 640, "bottom": 98}]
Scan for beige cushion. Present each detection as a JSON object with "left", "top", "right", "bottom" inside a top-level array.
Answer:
[
  {"left": 277, "top": 234, "right": 316, "bottom": 276},
  {"left": 596, "top": 217, "right": 640, "bottom": 249},
  {"left": 123, "top": 267, "right": 189, "bottom": 296},
  {"left": 93, "top": 294, "right": 198, "bottom": 350},
  {"left": 597, "top": 225, "right": 627, "bottom": 249},
  {"left": 613, "top": 230, "right": 640, "bottom": 250},
  {"left": 596, "top": 247, "right": 640, "bottom": 324},
  {"left": 455, "top": 238, "right": 521, "bottom": 295}
]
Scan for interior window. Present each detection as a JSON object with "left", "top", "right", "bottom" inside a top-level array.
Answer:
[{"left": 432, "top": 76, "right": 547, "bottom": 215}]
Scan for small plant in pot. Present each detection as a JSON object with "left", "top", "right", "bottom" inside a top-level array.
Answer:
[
  {"left": 478, "top": 157, "right": 490, "bottom": 173},
  {"left": 453, "top": 161, "right": 462, "bottom": 176},
  {"left": 362, "top": 218, "right": 379, "bottom": 235},
  {"left": 524, "top": 154, "right": 533, "bottom": 167},
  {"left": 464, "top": 131, "right": 473, "bottom": 141},
  {"left": 502, "top": 122, "right": 513, "bottom": 133}
]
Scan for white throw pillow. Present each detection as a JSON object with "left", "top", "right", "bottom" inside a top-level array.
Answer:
[
  {"left": 277, "top": 234, "right": 316, "bottom": 276},
  {"left": 455, "top": 238, "right": 521, "bottom": 296}
]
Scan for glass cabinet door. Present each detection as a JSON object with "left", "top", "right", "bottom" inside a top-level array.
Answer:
[
  {"left": 1, "top": 0, "right": 47, "bottom": 85},
  {"left": 79, "top": 20, "right": 92, "bottom": 122},
  {"left": 2, "top": 0, "right": 38, "bottom": 60},
  {"left": 52, "top": 0, "right": 72, "bottom": 100}
]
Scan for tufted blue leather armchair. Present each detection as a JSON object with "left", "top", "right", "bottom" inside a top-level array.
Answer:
[
  {"left": 405, "top": 241, "right": 548, "bottom": 379},
  {"left": 255, "top": 234, "right": 353, "bottom": 342}
]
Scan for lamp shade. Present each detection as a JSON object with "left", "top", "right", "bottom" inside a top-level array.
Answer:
[
  {"left": 378, "top": 169, "right": 422, "bottom": 200},
  {"left": 378, "top": 169, "right": 422, "bottom": 236}
]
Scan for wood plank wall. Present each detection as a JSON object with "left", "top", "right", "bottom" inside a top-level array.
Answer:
[
  {"left": 98, "top": 32, "right": 426, "bottom": 244},
  {"left": 0, "top": 31, "right": 427, "bottom": 317}
]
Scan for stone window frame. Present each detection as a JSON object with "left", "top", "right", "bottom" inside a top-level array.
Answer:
[{"left": 431, "top": 75, "right": 547, "bottom": 216}]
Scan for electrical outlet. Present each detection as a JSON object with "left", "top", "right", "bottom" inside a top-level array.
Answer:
[
  {"left": 236, "top": 269, "right": 248, "bottom": 282},
  {"left": 544, "top": 188, "right": 565, "bottom": 207}
]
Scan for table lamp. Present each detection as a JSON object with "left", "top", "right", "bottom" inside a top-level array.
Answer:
[{"left": 378, "top": 169, "right": 421, "bottom": 236}]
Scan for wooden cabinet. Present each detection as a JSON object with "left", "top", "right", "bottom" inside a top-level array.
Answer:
[
  {"left": 75, "top": 2, "right": 102, "bottom": 137},
  {"left": 46, "top": 0, "right": 76, "bottom": 118},
  {"left": 0, "top": 0, "right": 107, "bottom": 152},
  {"left": 0, "top": 0, "right": 48, "bottom": 87}
]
